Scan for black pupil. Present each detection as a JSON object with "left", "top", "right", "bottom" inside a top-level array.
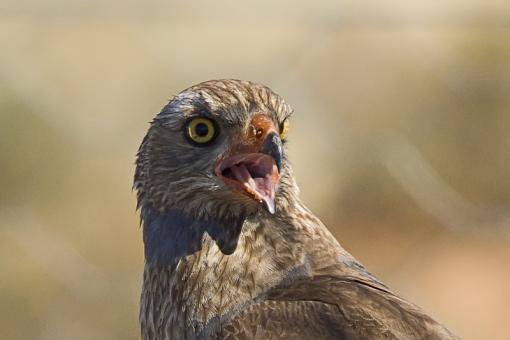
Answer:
[{"left": 195, "top": 123, "right": 209, "bottom": 137}]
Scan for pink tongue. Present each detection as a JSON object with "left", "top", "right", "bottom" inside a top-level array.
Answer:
[{"left": 230, "top": 163, "right": 276, "bottom": 214}]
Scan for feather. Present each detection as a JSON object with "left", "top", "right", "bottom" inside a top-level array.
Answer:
[{"left": 135, "top": 79, "right": 457, "bottom": 339}]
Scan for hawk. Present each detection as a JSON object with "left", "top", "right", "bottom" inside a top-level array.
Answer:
[{"left": 134, "top": 79, "right": 457, "bottom": 339}]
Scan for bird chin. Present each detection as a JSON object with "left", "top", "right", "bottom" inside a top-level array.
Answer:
[{"left": 215, "top": 153, "right": 280, "bottom": 214}]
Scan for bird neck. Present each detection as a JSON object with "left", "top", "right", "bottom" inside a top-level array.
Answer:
[
  {"left": 139, "top": 203, "right": 314, "bottom": 337},
  {"left": 141, "top": 206, "right": 246, "bottom": 266}
]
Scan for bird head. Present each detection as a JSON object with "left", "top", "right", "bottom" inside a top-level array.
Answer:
[{"left": 135, "top": 80, "right": 297, "bottom": 224}]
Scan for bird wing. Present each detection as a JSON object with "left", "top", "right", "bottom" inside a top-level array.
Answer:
[{"left": 214, "top": 275, "right": 457, "bottom": 340}]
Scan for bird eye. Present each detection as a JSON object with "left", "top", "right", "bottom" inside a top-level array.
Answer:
[
  {"left": 279, "top": 119, "right": 290, "bottom": 140},
  {"left": 186, "top": 117, "right": 217, "bottom": 144}
]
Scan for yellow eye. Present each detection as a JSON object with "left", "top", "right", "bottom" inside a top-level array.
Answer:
[
  {"left": 186, "top": 117, "right": 216, "bottom": 144},
  {"left": 279, "top": 119, "right": 290, "bottom": 140}
]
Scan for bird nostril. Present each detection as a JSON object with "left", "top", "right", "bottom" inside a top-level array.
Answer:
[{"left": 250, "top": 125, "right": 265, "bottom": 139}]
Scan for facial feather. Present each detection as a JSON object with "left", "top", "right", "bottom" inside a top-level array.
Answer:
[{"left": 135, "top": 79, "right": 296, "bottom": 223}]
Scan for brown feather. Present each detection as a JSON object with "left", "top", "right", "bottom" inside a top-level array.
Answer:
[{"left": 135, "top": 79, "right": 457, "bottom": 339}]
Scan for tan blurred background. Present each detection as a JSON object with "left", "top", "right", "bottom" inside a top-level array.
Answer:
[{"left": 1, "top": 1, "right": 510, "bottom": 339}]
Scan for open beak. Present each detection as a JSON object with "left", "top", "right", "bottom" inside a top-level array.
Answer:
[{"left": 215, "top": 115, "right": 283, "bottom": 214}]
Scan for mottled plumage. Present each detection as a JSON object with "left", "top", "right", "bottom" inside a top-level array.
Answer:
[{"left": 135, "top": 79, "right": 457, "bottom": 339}]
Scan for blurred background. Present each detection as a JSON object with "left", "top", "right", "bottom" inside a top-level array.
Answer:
[{"left": 1, "top": 1, "right": 509, "bottom": 339}]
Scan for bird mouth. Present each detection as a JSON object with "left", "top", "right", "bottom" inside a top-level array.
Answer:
[{"left": 215, "top": 153, "right": 280, "bottom": 214}]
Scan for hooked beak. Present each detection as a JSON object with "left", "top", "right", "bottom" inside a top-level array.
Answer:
[
  {"left": 260, "top": 132, "right": 283, "bottom": 173},
  {"left": 215, "top": 115, "right": 283, "bottom": 214}
]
